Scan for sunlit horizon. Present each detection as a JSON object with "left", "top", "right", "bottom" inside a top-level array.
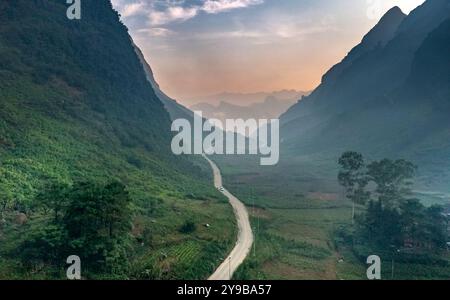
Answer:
[{"left": 112, "top": 0, "right": 425, "bottom": 105}]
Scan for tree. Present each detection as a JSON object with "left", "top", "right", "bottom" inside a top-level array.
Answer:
[
  {"left": 0, "top": 183, "right": 12, "bottom": 222},
  {"left": 35, "top": 181, "right": 70, "bottom": 223},
  {"left": 18, "top": 180, "right": 133, "bottom": 276},
  {"left": 343, "top": 154, "right": 448, "bottom": 255},
  {"left": 358, "top": 159, "right": 415, "bottom": 250},
  {"left": 422, "top": 205, "right": 447, "bottom": 251},
  {"left": 18, "top": 223, "right": 68, "bottom": 267},
  {"left": 338, "top": 151, "right": 370, "bottom": 224},
  {"left": 102, "top": 181, "right": 133, "bottom": 238},
  {"left": 63, "top": 181, "right": 132, "bottom": 273},
  {"left": 179, "top": 220, "right": 196, "bottom": 234},
  {"left": 362, "top": 200, "right": 402, "bottom": 250},
  {"left": 367, "top": 159, "right": 416, "bottom": 209},
  {"left": 399, "top": 199, "right": 447, "bottom": 252},
  {"left": 400, "top": 198, "right": 425, "bottom": 248}
]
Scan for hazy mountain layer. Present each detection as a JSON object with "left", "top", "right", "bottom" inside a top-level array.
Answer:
[
  {"left": 189, "top": 90, "right": 308, "bottom": 106},
  {"left": 191, "top": 96, "right": 297, "bottom": 122}
]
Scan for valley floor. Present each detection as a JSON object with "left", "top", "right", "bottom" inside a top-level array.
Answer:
[{"left": 213, "top": 155, "right": 450, "bottom": 280}]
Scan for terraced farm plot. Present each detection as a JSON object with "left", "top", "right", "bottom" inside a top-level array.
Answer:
[{"left": 167, "top": 241, "right": 202, "bottom": 266}]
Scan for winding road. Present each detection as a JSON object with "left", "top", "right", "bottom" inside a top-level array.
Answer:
[{"left": 203, "top": 155, "right": 254, "bottom": 280}]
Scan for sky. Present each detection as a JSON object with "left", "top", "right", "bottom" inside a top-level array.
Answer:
[{"left": 111, "top": 0, "right": 425, "bottom": 105}]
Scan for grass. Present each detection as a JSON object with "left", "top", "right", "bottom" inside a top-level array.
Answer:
[
  {"left": 213, "top": 155, "right": 450, "bottom": 280},
  {"left": 129, "top": 194, "right": 236, "bottom": 280},
  {"left": 0, "top": 178, "right": 236, "bottom": 280},
  {"left": 234, "top": 205, "right": 349, "bottom": 280}
]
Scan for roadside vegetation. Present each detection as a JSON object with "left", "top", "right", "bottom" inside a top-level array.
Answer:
[{"left": 0, "top": 176, "right": 236, "bottom": 280}]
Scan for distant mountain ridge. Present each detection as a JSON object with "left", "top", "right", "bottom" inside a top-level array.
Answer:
[
  {"left": 189, "top": 90, "right": 308, "bottom": 106},
  {"left": 191, "top": 95, "right": 298, "bottom": 123}
]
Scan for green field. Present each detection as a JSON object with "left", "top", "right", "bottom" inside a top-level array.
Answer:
[{"left": 213, "top": 155, "right": 450, "bottom": 280}]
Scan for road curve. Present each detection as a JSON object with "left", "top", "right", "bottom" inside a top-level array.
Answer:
[{"left": 203, "top": 155, "right": 254, "bottom": 280}]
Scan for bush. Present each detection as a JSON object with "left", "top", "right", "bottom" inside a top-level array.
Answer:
[{"left": 179, "top": 221, "right": 196, "bottom": 234}]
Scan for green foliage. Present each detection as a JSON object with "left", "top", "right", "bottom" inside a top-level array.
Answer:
[
  {"left": 337, "top": 152, "right": 448, "bottom": 260},
  {"left": 0, "top": 182, "right": 13, "bottom": 218},
  {"left": 179, "top": 220, "right": 197, "bottom": 234},
  {"left": 359, "top": 200, "right": 403, "bottom": 249},
  {"left": 400, "top": 200, "right": 448, "bottom": 251},
  {"left": 18, "top": 223, "right": 68, "bottom": 268},
  {"left": 0, "top": 0, "right": 210, "bottom": 210},
  {"left": 35, "top": 180, "right": 70, "bottom": 222},
  {"left": 338, "top": 151, "right": 370, "bottom": 223},
  {"left": 367, "top": 159, "right": 416, "bottom": 209},
  {"left": 18, "top": 181, "right": 133, "bottom": 276},
  {"left": 64, "top": 181, "right": 133, "bottom": 274}
]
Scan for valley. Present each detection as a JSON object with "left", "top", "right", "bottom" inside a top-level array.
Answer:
[
  {"left": 1, "top": 0, "right": 450, "bottom": 282},
  {"left": 214, "top": 155, "right": 450, "bottom": 280}
]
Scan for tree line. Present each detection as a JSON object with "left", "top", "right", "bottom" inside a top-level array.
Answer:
[
  {"left": 17, "top": 180, "right": 133, "bottom": 278},
  {"left": 338, "top": 151, "right": 449, "bottom": 257}
]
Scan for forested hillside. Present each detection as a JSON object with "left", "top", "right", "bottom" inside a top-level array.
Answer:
[{"left": 0, "top": 0, "right": 234, "bottom": 279}]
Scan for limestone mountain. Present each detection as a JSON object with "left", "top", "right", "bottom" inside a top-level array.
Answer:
[{"left": 280, "top": 0, "right": 450, "bottom": 191}]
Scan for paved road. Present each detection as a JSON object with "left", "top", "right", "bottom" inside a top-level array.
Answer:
[{"left": 203, "top": 155, "right": 254, "bottom": 280}]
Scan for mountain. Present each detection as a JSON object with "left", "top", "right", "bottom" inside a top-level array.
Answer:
[
  {"left": 191, "top": 96, "right": 297, "bottom": 123},
  {"left": 405, "top": 18, "right": 450, "bottom": 105},
  {"left": 0, "top": 0, "right": 233, "bottom": 279},
  {"left": 133, "top": 44, "right": 195, "bottom": 121},
  {"left": 320, "top": 6, "right": 406, "bottom": 88},
  {"left": 189, "top": 90, "right": 308, "bottom": 106},
  {"left": 0, "top": 0, "right": 206, "bottom": 198},
  {"left": 280, "top": 1, "right": 450, "bottom": 191}
]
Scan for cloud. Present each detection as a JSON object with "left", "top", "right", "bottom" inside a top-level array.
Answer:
[
  {"left": 181, "top": 13, "right": 337, "bottom": 42},
  {"left": 186, "top": 29, "right": 264, "bottom": 40},
  {"left": 149, "top": 5, "right": 200, "bottom": 26},
  {"left": 112, "top": 0, "right": 265, "bottom": 26},
  {"left": 137, "top": 27, "right": 177, "bottom": 37},
  {"left": 150, "top": 0, "right": 264, "bottom": 25},
  {"left": 202, "top": 0, "right": 264, "bottom": 14},
  {"left": 121, "top": 2, "right": 146, "bottom": 18}
]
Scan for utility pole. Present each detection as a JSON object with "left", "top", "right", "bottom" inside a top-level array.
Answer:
[
  {"left": 352, "top": 200, "right": 355, "bottom": 225},
  {"left": 391, "top": 248, "right": 400, "bottom": 279},
  {"left": 391, "top": 257, "right": 394, "bottom": 279},
  {"left": 228, "top": 256, "right": 232, "bottom": 279},
  {"left": 252, "top": 187, "right": 256, "bottom": 257}
]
